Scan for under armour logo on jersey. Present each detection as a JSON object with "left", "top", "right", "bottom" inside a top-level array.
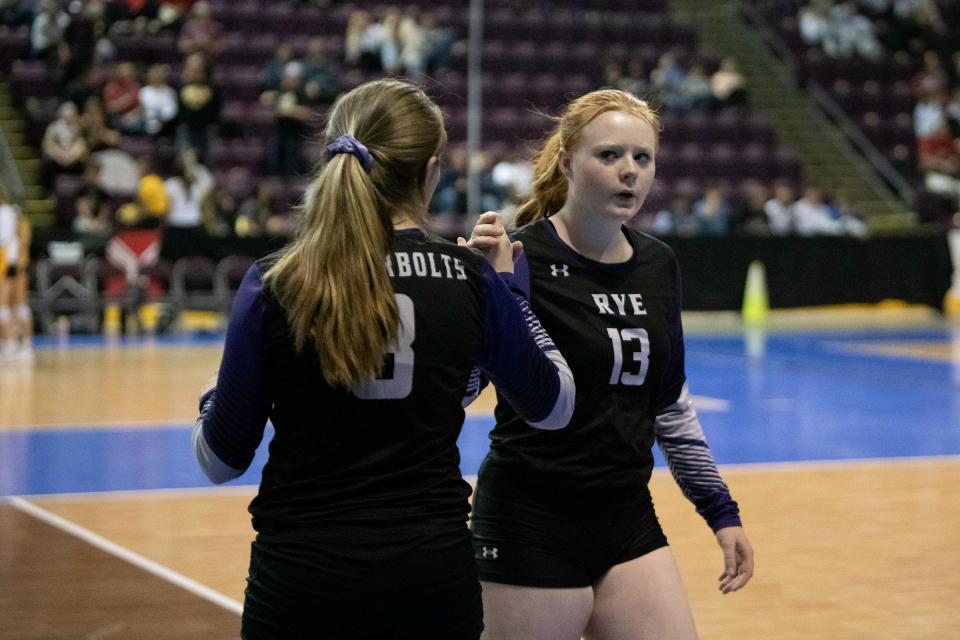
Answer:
[
  {"left": 550, "top": 264, "right": 570, "bottom": 277},
  {"left": 480, "top": 546, "right": 499, "bottom": 560}
]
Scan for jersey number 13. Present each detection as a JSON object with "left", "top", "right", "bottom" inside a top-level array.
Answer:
[{"left": 606, "top": 328, "right": 650, "bottom": 386}]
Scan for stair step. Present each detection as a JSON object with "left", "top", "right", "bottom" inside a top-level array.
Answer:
[
  {"left": 24, "top": 211, "right": 55, "bottom": 226},
  {"left": 24, "top": 199, "right": 54, "bottom": 217},
  {"left": 9, "top": 144, "right": 34, "bottom": 160},
  {"left": 23, "top": 185, "right": 46, "bottom": 200},
  {"left": 678, "top": 0, "right": 913, "bottom": 221},
  {"left": 1, "top": 119, "right": 24, "bottom": 133}
]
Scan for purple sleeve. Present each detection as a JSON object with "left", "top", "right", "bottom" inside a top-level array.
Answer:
[
  {"left": 477, "top": 260, "right": 564, "bottom": 425},
  {"left": 198, "top": 265, "right": 272, "bottom": 471}
]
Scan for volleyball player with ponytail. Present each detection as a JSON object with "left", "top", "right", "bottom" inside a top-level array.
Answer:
[
  {"left": 468, "top": 90, "right": 754, "bottom": 639},
  {"left": 192, "top": 79, "right": 574, "bottom": 639}
]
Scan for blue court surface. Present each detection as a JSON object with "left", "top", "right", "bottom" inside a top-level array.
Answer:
[{"left": 2, "top": 327, "right": 957, "bottom": 496}]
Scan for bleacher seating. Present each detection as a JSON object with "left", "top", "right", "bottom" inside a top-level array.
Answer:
[
  {"left": 1, "top": 1, "right": 801, "bottom": 223},
  {"left": 747, "top": 0, "right": 958, "bottom": 177},
  {"left": 0, "top": 0, "right": 811, "bottom": 331}
]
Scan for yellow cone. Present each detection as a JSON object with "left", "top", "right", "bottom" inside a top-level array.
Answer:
[
  {"left": 742, "top": 260, "right": 769, "bottom": 324},
  {"left": 945, "top": 289, "right": 960, "bottom": 316}
]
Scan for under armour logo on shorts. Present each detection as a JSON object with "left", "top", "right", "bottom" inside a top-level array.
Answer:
[
  {"left": 550, "top": 264, "right": 570, "bottom": 277},
  {"left": 480, "top": 546, "right": 499, "bottom": 559}
]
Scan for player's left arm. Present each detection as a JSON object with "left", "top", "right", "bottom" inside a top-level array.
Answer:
[{"left": 653, "top": 258, "right": 753, "bottom": 592}]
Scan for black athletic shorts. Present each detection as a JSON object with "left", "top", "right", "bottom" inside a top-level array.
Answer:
[
  {"left": 471, "top": 479, "right": 668, "bottom": 588},
  {"left": 241, "top": 537, "right": 483, "bottom": 640}
]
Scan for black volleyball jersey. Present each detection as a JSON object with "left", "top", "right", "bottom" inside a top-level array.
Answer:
[
  {"left": 197, "top": 229, "right": 570, "bottom": 569},
  {"left": 483, "top": 218, "right": 686, "bottom": 493}
]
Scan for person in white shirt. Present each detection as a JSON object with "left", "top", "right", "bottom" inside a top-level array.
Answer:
[
  {"left": 792, "top": 186, "right": 841, "bottom": 235},
  {"left": 763, "top": 183, "right": 796, "bottom": 235},
  {"left": 165, "top": 148, "right": 213, "bottom": 229},
  {"left": 139, "top": 64, "right": 179, "bottom": 136}
]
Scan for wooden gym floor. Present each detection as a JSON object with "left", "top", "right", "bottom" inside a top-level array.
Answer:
[{"left": 1, "top": 307, "right": 958, "bottom": 639}]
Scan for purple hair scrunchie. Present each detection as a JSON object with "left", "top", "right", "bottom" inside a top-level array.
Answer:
[{"left": 325, "top": 134, "right": 375, "bottom": 174}]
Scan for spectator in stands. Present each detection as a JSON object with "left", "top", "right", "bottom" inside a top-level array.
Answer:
[
  {"left": 692, "top": 180, "right": 732, "bottom": 235},
  {"left": 649, "top": 51, "right": 686, "bottom": 110},
  {"left": 798, "top": 0, "right": 831, "bottom": 49},
  {"left": 793, "top": 185, "right": 841, "bottom": 235},
  {"left": 397, "top": 7, "right": 428, "bottom": 77},
  {"left": 734, "top": 180, "right": 773, "bottom": 235},
  {"left": 139, "top": 63, "right": 178, "bottom": 137},
  {"left": 72, "top": 159, "right": 114, "bottom": 247},
  {"left": 102, "top": 0, "right": 136, "bottom": 35},
  {"left": 600, "top": 58, "right": 649, "bottom": 99},
  {"left": 710, "top": 57, "right": 746, "bottom": 108},
  {"left": 261, "top": 43, "right": 296, "bottom": 102},
  {"left": 914, "top": 87, "right": 960, "bottom": 194},
  {"left": 61, "top": 0, "right": 99, "bottom": 90},
  {"left": 228, "top": 179, "right": 296, "bottom": 239},
  {"left": 492, "top": 149, "right": 534, "bottom": 223},
  {"left": 826, "top": 2, "right": 883, "bottom": 62},
  {"left": 208, "top": 183, "right": 237, "bottom": 237},
  {"left": 891, "top": 0, "right": 946, "bottom": 43},
  {"left": 378, "top": 7, "right": 405, "bottom": 75},
  {"left": 30, "top": 0, "right": 69, "bottom": 62},
  {"left": 912, "top": 50, "right": 948, "bottom": 98},
  {"left": 621, "top": 55, "right": 651, "bottom": 99},
  {"left": 828, "top": 192, "right": 869, "bottom": 238},
  {"left": 680, "top": 62, "right": 715, "bottom": 110},
  {"left": 763, "top": 182, "right": 796, "bottom": 235},
  {"left": 233, "top": 179, "right": 273, "bottom": 237},
  {"left": 135, "top": 155, "right": 170, "bottom": 222},
  {"left": 155, "top": 0, "right": 199, "bottom": 33},
  {"left": 344, "top": 9, "right": 383, "bottom": 72},
  {"left": 599, "top": 60, "right": 626, "bottom": 92},
  {"left": 177, "top": 0, "right": 222, "bottom": 58},
  {"left": 653, "top": 193, "right": 699, "bottom": 236},
  {"left": 115, "top": 155, "right": 169, "bottom": 233},
  {"left": 176, "top": 51, "right": 221, "bottom": 165},
  {"left": 0, "top": 0, "right": 34, "bottom": 27},
  {"left": 301, "top": 37, "right": 339, "bottom": 106},
  {"left": 42, "top": 101, "right": 89, "bottom": 184},
  {"left": 432, "top": 145, "right": 505, "bottom": 221},
  {"left": 164, "top": 146, "right": 213, "bottom": 258},
  {"left": 63, "top": 65, "right": 104, "bottom": 118},
  {"left": 420, "top": 10, "right": 454, "bottom": 73},
  {"left": 80, "top": 95, "right": 121, "bottom": 152},
  {"left": 265, "top": 67, "right": 313, "bottom": 177},
  {"left": 104, "top": 62, "right": 144, "bottom": 133}
]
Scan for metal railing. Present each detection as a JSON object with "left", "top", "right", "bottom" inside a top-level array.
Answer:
[{"left": 0, "top": 122, "right": 26, "bottom": 203}]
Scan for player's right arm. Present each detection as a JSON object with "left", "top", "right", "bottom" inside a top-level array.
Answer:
[
  {"left": 192, "top": 265, "right": 272, "bottom": 484},
  {"left": 471, "top": 215, "right": 574, "bottom": 430}
]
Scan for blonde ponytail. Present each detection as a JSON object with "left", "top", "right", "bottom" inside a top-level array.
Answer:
[
  {"left": 265, "top": 79, "right": 445, "bottom": 387},
  {"left": 514, "top": 132, "right": 568, "bottom": 227}
]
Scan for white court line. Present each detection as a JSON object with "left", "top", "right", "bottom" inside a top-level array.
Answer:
[
  {"left": 657, "top": 454, "right": 960, "bottom": 474},
  {"left": 14, "top": 484, "right": 259, "bottom": 502},
  {"left": 689, "top": 395, "right": 730, "bottom": 412},
  {"left": 7, "top": 496, "right": 243, "bottom": 616}
]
